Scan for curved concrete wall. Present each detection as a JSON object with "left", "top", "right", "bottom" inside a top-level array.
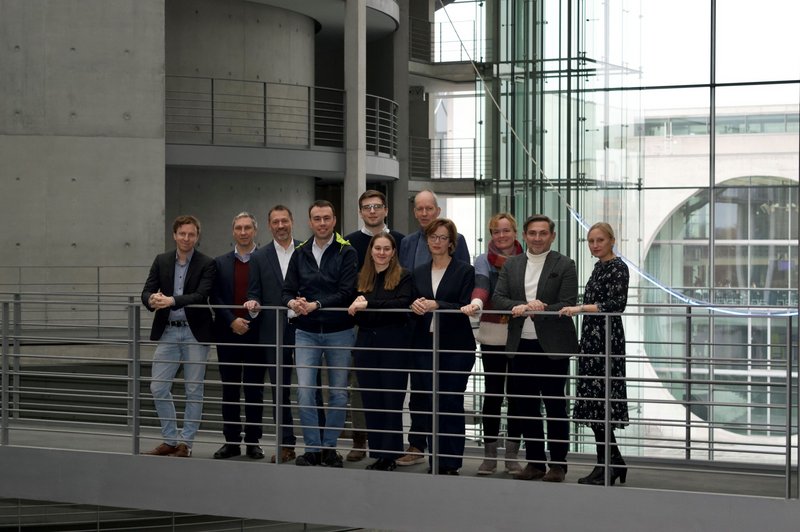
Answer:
[
  {"left": 165, "top": 168, "right": 316, "bottom": 256},
  {"left": 166, "top": 0, "right": 315, "bottom": 85}
]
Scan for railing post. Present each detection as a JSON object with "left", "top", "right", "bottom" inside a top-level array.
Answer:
[
  {"left": 431, "top": 311, "right": 440, "bottom": 474},
  {"left": 210, "top": 78, "right": 215, "bottom": 145},
  {"left": 685, "top": 305, "right": 692, "bottom": 460},
  {"left": 603, "top": 313, "right": 611, "bottom": 486},
  {"left": 785, "top": 315, "right": 794, "bottom": 499},
  {"left": 131, "top": 301, "right": 141, "bottom": 455},
  {"left": 263, "top": 81, "right": 268, "bottom": 147},
  {"left": 308, "top": 85, "right": 314, "bottom": 149},
  {"left": 127, "top": 296, "right": 134, "bottom": 428},
  {"left": 2, "top": 301, "right": 10, "bottom": 445},
  {"left": 275, "top": 306, "right": 284, "bottom": 457},
  {"left": 12, "top": 293, "right": 21, "bottom": 419}
]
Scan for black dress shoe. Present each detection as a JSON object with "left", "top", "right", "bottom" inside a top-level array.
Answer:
[
  {"left": 246, "top": 445, "right": 265, "bottom": 459},
  {"left": 213, "top": 443, "right": 241, "bottom": 459},
  {"left": 366, "top": 458, "right": 397, "bottom": 471}
]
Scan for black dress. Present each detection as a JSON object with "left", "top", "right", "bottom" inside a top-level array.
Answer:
[{"left": 573, "top": 257, "right": 629, "bottom": 429}]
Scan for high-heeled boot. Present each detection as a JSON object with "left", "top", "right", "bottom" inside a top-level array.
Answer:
[
  {"left": 578, "top": 448, "right": 605, "bottom": 485},
  {"left": 609, "top": 451, "right": 627, "bottom": 485},
  {"left": 477, "top": 441, "right": 498, "bottom": 475},
  {"left": 504, "top": 440, "right": 523, "bottom": 475}
]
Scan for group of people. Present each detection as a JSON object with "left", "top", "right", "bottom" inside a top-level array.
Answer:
[{"left": 139, "top": 188, "right": 630, "bottom": 484}]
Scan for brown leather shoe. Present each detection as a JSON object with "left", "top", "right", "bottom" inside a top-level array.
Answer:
[
  {"left": 143, "top": 443, "right": 177, "bottom": 456},
  {"left": 170, "top": 443, "right": 191, "bottom": 457},
  {"left": 516, "top": 463, "right": 546, "bottom": 481},
  {"left": 542, "top": 465, "right": 566, "bottom": 482},
  {"left": 346, "top": 441, "right": 367, "bottom": 462},
  {"left": 270, "top": 447, "right": 296, "bottom": 464}
]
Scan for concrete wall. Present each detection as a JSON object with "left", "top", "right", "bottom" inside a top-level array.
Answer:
[
  {"left": 165, "top": 168, "right": 316, "bottom": 256},
  {"left": 0, "top": 0, "right": 165, "bottom": 277}
]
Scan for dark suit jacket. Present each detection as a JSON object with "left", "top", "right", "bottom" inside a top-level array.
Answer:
[
  {"left": 141, "top": 250, "right": 216, "bottom": 342},
  {"left": 492, "top": 250, "right": 579, "bottom": 358},
  {"left": 399, "top": 229, "right": 471, "bottom": 271},
  {"left": 411, "top": 259, "right": 476, "bottom": 353},
  {"left": 246, "top": 240, "right": 299, "bottom": 345},
  {"left": 211, "top": 250, "right": 253, "bottom": 340}
]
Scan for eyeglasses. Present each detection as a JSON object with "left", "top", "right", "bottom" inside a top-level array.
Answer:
[
  {"left": 360, "top": 203, "right": 385, "bottom": 212},
  {"left": 427, "top": 234, "right": 450, "bottom": 242}
]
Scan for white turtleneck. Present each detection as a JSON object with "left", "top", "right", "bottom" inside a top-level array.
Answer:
[{"left": 521, "top": 250, "right": 549, "bottom": 339}]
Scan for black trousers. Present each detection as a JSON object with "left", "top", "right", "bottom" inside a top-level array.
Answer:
[
  {"left": 480, "top": 343, "right": 512, "bottom": 442},
  {"left": 217, "top": 328, "right": 266, "bottom": 444},
  {"left": 507, "top": 339, "right": 570, "bottom": 471},
  {"left": 354, "top": 325, "right": 409, "bottom": 460}
]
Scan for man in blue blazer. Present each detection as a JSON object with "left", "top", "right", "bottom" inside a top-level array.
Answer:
[
  {"left": 211, "top": 212, "right": 265, "bottom": 460},
  {"left": 141, "top": 215, "right": 216, "bottom": 458},
  {"left": 243, "top": 205, "right": 302, "bottom": 464},
  {"left": 493, "top": 214, "right": 579, "bottom": 483},
  {"left": 396, "top": 189, "right": 471, "bottom": 466}
]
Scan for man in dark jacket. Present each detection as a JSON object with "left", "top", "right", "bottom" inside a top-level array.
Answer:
[
  {"left": 282, "top": 200, "right": 358, "bottom": 467},
  {"left": 141, "top": 215, "right": 216, "bottom": 458}
]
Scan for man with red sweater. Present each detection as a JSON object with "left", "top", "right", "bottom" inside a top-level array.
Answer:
[{"left": 211, "top": 212, "right": 266, "bottom": 460}]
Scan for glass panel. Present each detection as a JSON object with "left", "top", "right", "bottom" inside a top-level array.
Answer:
[
  {"left": 717, "top": 0, "right": 800, "bottom": 83},
  {"left": 714, "top": 187, "right": 748, "bottom": 240}
]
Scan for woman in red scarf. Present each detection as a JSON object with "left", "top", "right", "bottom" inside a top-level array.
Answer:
[{"left": 461, "top": 213, "right": 523, "bottom": 475}]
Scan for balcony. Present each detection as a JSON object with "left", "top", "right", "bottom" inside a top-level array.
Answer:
[
  {"left": 1, "top": 294, "right": 799, "bottom": 530},
  {"left": 164, "top": 76, "right": 399, "bottom": 180}
]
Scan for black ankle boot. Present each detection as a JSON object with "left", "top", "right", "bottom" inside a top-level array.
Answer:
[
  {"left": 577, "top": 465, "right": 605, "bottom": 485},
  {"left": 610, "top": 454, "right": 627, "bottom": 485}
]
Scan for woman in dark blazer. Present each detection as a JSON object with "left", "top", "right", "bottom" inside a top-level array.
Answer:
[
  {"left": 348, "top": 233, "right": 413, "bottom": 471},
  {"left": 410, "top": 218, "right": 476, "bottom": 475}
]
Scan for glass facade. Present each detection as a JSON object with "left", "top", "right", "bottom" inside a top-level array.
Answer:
[{"left": 453, "top": 0, "right": 800, "bottom": 452}]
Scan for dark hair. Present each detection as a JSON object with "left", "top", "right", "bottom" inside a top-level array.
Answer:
[
  {"left": 359, "top": 190, "right": 387, "bottom": 206},
  {"left": 308, "top": 199, "right": 336, "bottom": 218},
  {"left": 424, "top": 218, "right": 458, "bottom": 255},
  {"left": 268, "top": 205, "right": 293, "bottom": 222},
  {"left": 172, "top": 215, "right": 201, "bottom": 234},
  {"left": 357, "top": 234, "right": 402, "bottom": 292},
  {"left": 522, "top": 214, "right": 554, "bottom": 234}
]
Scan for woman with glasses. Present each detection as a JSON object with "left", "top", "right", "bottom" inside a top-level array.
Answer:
[
  {"left": 348, "top": 233, "right": 413, "bottom": 471},
  {"left": 560, "top": 222, "right": 630, "bottom": 485},
  {"left": 461, "top": 213, "right": 524, "bottom": 475},
  {"left": 410, "top": 218, "right": 475, "bottom": 475}
]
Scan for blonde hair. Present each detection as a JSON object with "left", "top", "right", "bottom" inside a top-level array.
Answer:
[
  {"left": 488, "top": 212, "right": 517, "bottom": 234},
  {"left": 588, "top": 222, "right": 616, "bottom": 241}
]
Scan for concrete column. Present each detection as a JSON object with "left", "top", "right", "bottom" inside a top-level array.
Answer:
[
  {"left": 393, "top": 0, "right": 411, "bottom": 233},
  {"left": 343, "top": 0, "right": 367, "bottom": 234}
]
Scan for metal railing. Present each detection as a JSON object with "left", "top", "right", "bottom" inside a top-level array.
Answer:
[
  {"left": 410, "top": 136, "right": 490, "bottom": 180},
  {"left": 165, "top": 75, "right": 398, "bottom": 158},
  {"left": 410, "top": 17, "right": 485, "bottom": 63},
  {"left": 0, "top": 294, "right": 798, "bottom": 499}
]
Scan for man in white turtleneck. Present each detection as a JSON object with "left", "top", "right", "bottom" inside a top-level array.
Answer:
[{"left": 492, "top": 214, "right": 580, "bottom": 484}]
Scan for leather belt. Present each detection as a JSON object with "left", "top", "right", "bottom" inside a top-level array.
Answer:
[{"left": 168, "top": 320, "right": 188, "bottom": 327}]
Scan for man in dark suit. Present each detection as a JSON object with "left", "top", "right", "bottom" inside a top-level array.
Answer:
[
  {"left": 141, "top": 215, "right": 216, "bottom": 458},
  {"left": 243, "top": 205, "right": 301, "bottom": 464},
  {"left": 210, "top": 212, "right": 265, "bottom": 460},
  {"left": 493, "top": 214, "right": 579, "bottom": 482}
]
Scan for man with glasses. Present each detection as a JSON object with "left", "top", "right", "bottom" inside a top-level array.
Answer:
[
  {"left": 396, "top": 189, "right": 471, "bottom": 466},
  {"left": 345, "top": 190, "right": 405, "bottom": 270},
  {"left": 282, "top": 200, "right": 359, "bottom": 467},
  {"left": 341, "top": 190, "right": 405, "bottom": 462}
]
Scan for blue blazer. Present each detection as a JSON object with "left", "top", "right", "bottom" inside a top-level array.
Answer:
[
  {"left": 399, "top": 229, "right": 471, "bottom": 271},
  {"left": 246, "top": 240, "right": 299, "bottom": 345}
]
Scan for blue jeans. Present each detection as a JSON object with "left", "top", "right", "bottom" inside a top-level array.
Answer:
[
  {"left": 150, "top": 325, "right": 210, "bottom": 446},
  {"left": 294, "top": 327, "right": 354, "bottom": 452}
]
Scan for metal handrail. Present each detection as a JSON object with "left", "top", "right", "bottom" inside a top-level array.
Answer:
[
  {"left": 0, "top": 296, "right": 797, "bottom": 498},
  {"left": 165, "top": 75, "right": 398, "bottom": 158}
]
